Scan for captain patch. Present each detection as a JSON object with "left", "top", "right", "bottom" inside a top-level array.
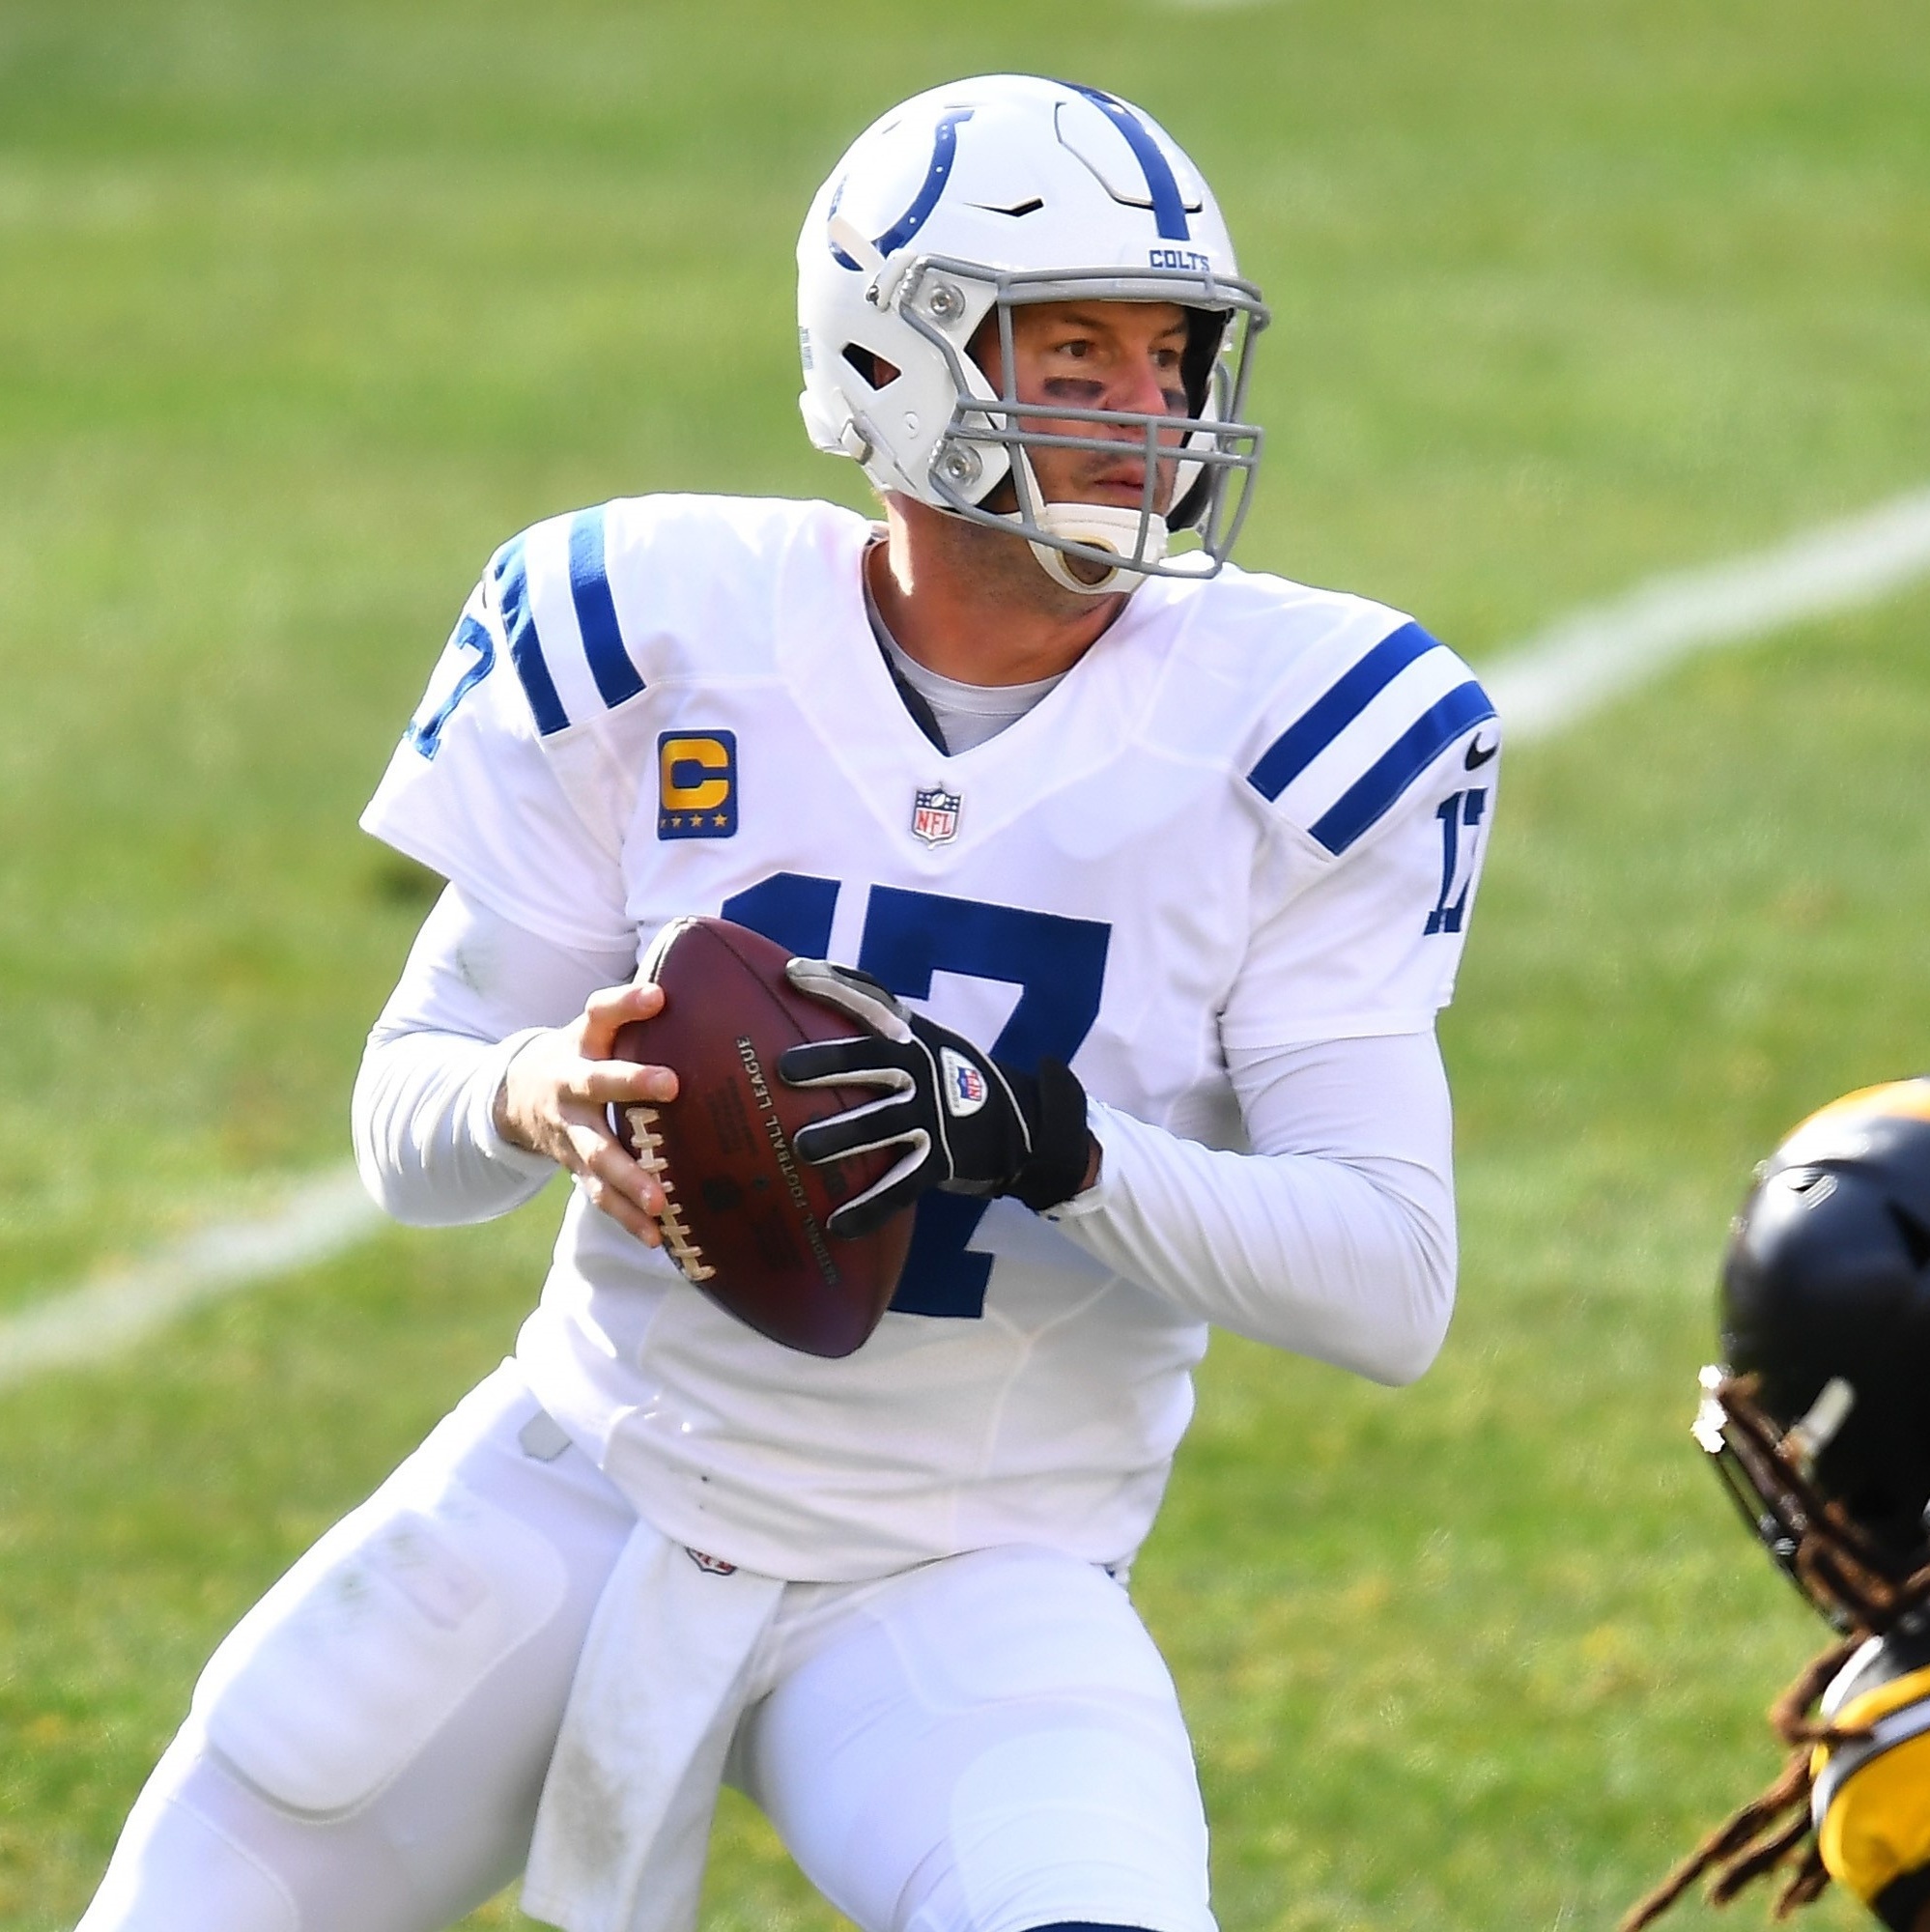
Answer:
[{"left": 658, "top": 732, "right": 738, "bottom": 839}]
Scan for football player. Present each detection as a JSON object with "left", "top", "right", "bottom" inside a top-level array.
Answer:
[
  {"left": 1623, "top": 1080, "right": 1930, "bottom": 1932},
  {"left": 78, "top": 74, "right": 1499, "bottom": 1932}
]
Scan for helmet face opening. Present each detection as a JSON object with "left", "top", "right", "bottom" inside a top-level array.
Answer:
[
  {"left": 903, "top": 256, "right": 1267, "bottom": 585},
  {"left": 796, "top": 75, "right": 1272, "bottom": 595},
  {"left": 1693, "top": 1368, "right": 1924, "bottom": 1632}
]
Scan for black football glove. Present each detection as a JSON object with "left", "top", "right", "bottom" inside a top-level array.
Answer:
[{"left": 777, "top": 957, "right": 1093, "bottom": 1238}]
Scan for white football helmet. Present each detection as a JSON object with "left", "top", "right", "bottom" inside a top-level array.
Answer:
[{"left": 797, "top": 74, "right": 1269, "bottom": 596}]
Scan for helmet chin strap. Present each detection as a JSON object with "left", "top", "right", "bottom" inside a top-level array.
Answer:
[
  {"left": 997, "top": 451, "right": 1170, "bottom": 596},
  {"left": 1027, "top": 502, "right": 1171, "bottom": 596}
]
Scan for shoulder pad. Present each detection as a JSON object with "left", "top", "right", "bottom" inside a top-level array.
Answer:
[{"left": 1812, "top": 1635, "right": 1930, "bottom": 1868}]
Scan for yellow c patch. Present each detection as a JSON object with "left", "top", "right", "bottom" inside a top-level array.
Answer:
[{"left": 657, "top": 731, "right": 737, "bottom": 839}]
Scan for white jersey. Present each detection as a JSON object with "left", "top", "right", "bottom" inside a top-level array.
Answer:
[{"left": 361, "top": 494, "right": 1496, "bottom": 1579}]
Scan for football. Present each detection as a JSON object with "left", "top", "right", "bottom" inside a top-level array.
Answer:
[{"left": 607, "top": 916, "right": 914, "bottom": 1357}]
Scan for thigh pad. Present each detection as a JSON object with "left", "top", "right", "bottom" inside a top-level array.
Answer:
[
  {"left": 193, "top": 1468, "right": 567, "bottom": 1816},
  {"left": 748, "top": 1547, "right": 1213, "bottom": 1932}
]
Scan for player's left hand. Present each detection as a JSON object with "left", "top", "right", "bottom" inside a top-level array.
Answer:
[{"left": 778, "top": 958, "right": 1095, "bottom": 1237}]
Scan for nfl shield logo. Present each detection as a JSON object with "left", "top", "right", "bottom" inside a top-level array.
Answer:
[
  {"left": 940, "top": 1047, "right": 988, "bottom": 1118},
  {"left": 912, "top": 786, "right": 961, "bottom": 845}
]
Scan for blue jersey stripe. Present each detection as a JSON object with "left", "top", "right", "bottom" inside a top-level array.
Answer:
[
  {"left": 1246, "top": 621, "right": 1440, "bottom": 803},
  {"left": 1072, "top": 85, "right": 1191, "bottom": 242},
  {"left": 567, "top": 507, "right": 644, "bottom": 709},
  {"left": 1310, "top": 679, "right": 1497, "bottom": 855},
  {"left": 496, "top": 536, "right": 570, "bottom": 737}
]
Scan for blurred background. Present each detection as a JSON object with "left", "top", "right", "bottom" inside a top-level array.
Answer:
[{"left": 2, "top": 1, "right": 1927, "bottom": 1925}]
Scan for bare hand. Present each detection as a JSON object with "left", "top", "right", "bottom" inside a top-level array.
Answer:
[{"left": 493, "top": 980, "right": 679, "bottom": 1246}]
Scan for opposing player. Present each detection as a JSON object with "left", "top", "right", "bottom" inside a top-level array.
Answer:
[
  {"left": 79, "top": 74, "right": 1498, "bottom": 1932},
  {"left": 1624, "top": 1081, "right": 1930, "bottom": 1932}
]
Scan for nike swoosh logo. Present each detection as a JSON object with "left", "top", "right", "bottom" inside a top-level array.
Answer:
[{"left": 1464, "top": 729, "right": 1499, "bottom": 770}]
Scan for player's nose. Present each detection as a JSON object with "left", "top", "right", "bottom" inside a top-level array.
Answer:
[{"left": 1103, "top": 350, "right": 1183, "bottom": 427}]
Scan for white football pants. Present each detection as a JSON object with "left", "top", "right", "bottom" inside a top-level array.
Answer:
[{"left": 76, "top": 1361, "right": 1216, "bottom": 1932}]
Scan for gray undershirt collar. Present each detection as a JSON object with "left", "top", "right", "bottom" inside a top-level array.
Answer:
[{"left": 861, "top": 551, "right": 1065, "bottom": 755}]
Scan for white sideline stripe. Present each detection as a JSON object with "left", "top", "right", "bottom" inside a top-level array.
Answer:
[
  {"left": 5, "top": 482, "right": 1930, "bottom": 1386},
  {"left": 1486, "top": 486, "right": 1930, "bottom": 742},
  {"left": 0, "top": 1168, "right": 382, "bottom": 1388}
]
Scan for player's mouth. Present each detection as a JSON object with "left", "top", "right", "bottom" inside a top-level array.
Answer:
[{"left": 1076, "top": 463, "right": 1176, "bottom": 511}]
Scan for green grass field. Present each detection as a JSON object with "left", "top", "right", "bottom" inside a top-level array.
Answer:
[{"left": 3, "top": 1, "right": 1928, "bottom": 1926}]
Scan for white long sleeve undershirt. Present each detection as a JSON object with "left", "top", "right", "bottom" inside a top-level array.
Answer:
[
  {"left": 353, "top": 887, "right": 1458, "bottom": 1385},
  {"left": 351, "top": 888, "right": 629, "bottom": 1228}
]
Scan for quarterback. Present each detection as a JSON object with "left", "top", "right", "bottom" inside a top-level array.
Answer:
[
  {"left": 79, "top": 74, "right": 1498, "bottom": 1932},
  {"left": 1624, "top": 1081, "right": 1930, "bottom": 1932}
]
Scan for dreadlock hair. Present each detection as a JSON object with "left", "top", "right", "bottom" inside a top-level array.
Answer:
[
  {"left": 1618, "top": 1635, "right": 1861, "bottom": 1930},
  {"left": 1620, "top": 1378, "right": 1930, "bottom": 1932}
]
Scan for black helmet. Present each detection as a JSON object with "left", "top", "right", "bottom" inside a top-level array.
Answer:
[{"left": 1695, "top": 1079, "right": 1930, "bottom": 1629}]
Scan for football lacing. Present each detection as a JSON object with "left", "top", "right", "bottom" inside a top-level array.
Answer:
[{"left": 620, "top": 1103, "right": 716, "bottom": 1284}]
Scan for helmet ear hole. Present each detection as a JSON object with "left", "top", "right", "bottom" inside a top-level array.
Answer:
[{"left": 840, "top": 345, "right": 902, "bottom": 390}]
